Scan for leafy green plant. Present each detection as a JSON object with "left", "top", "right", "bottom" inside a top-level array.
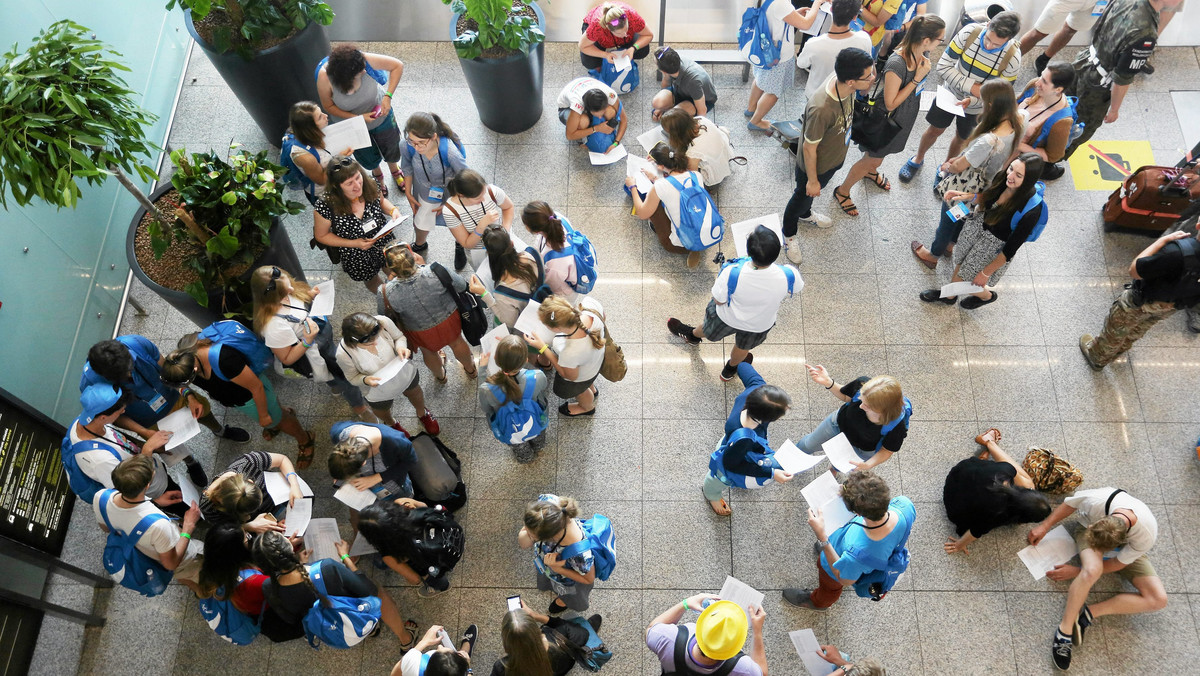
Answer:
[
  {"left": 444, "top": 0, "right": 545, "bottom": 60},
  {"left": 165, "top": 0, "right": 335, "bottom": 60},
  {"left": 160, "top": 146, "right": 305, "bottom": 306}
]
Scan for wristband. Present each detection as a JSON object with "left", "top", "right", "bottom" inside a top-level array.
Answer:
[
  {"left": 286, "top": 472, "right": 298, "bottom": 480},
  {"left": 181, "top": 532, "right": 192, "bottom": 540},
  {"left": 681, "top": 599, "right": 690, "bottom": 611},
  {"left": 481, "top": 290, "right": 491, "bottom": 297},
  {"left": 825, "top": 381, "right": 834, "bottom": 389},
  {"left": 340, "top": 554, "right": 350, "bottom": 561},
  {"left": 384, "top": 91, "right": 394, "bottom": 99},
  {"left": 538, "top": 345, "right": 548, "bottom": 354}
]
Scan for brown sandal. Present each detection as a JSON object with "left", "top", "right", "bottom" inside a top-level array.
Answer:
[
  {"left": 974, "top": 428, "right": 1002, "bottom": 446},
  {"left": 295, "top": 429, "right": 316, "bottom": 470},
  {"left": 833, "top": 188, "right": 858, "bottom": 217}
]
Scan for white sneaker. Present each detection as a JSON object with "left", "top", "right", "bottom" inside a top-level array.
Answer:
[
  {"left": 804, "top": 211, "right": 833, "bottom": 228},
  {"left": 784, "top": 235, "right": 803, "bottom": 264}
]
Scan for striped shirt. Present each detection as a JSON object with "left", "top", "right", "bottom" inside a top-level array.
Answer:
[{"left": 936, "top": 23, "right": 1021, "bottom": 115}]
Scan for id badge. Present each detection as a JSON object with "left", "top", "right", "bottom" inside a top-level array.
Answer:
[
  {"left": 1092, "top": 0, "right": 1107, "bottom": 16},
  {"left": 360, "top": 219, "right": 378, "bottom": 235},
  {"left": 149, "top": 394, "right": 168, "bottom": 412},
  {"left": 844, "top": 125, "right": 852, "bottom": 146},
  {"left": 947, "top": 202, "right": 970, "bottom": 222},
  {"left": 427, "top": 186, "right": 445, "bottom": 203}
]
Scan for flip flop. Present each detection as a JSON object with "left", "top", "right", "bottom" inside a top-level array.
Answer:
[
  {"left": 704, "top": 488, "right": 731, "bottom": 516},
  {"left": 898, "top": 157, "right": 922, "bottom": 183}
]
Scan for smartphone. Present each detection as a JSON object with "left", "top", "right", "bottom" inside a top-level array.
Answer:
[
  {"left": 439, "top": 629, "right": 455, "bottom": 650},
  {"left": 506, "top": 595, "right": 522, "bottom": 612}
]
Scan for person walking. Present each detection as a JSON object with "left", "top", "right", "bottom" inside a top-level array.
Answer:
[
  {"left": 799, "top": 366, "right": 910, "bottom": 471},
  {"left": 519, "top": 494, "right": 598, "bottom": 613},
  {"left": 796, "top": 0, "right": 872, "bottom": 102},
  {"left": 744, "top": 0, "right": 830, "bottom": 133}
]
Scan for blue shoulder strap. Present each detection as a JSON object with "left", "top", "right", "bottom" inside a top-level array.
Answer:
[
  {"left": 98, "top": 489, "right": 118, "bottom": 532},
  {"left": 664, "top": 175, "right": 685, "bottom": 192},
  {"left": 521, "top": 371, "right": 539, "bottom": 404},
  {"left": 208, "top": 343, "right": 228, "bottom": 381},
  {"left": 726, "top": 260, "right": 748, "bottom": 305},
  {"left": 130, "top": 512, "right": 171, "bottom": 542},
  {"left": 1011, "top": 183, "right": 1046, "bottom": 230},
  {"left": 314, "top": 56, "right": 328, "bottom": 83},
  {"left": 878, "top": 397, "right": 913, "bottom": 437},
  {"left": 286, "top": 134, "right": 321, "bottom": 162},
  {"left": 557, "top": 520, "right": 593, "bottom": 561},
  {"left": 486, "top": 382, "right": 508, "bottom": 404},
  {"left": 308, "top": 563, "right": 328, "bottom": 597},
  {"left": 1035, "top": 106, "right": 1074, "bottom": 148},
  {"left": 781, "top": 265, "right": 796, "bottom": 296}
]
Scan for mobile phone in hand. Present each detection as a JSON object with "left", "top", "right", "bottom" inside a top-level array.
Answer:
[
  {"left": 507, "top": 595, "right": 522, "bottom": 612},
  {"left": 439, "top": 629, "right": 455, "bottom": 649}
]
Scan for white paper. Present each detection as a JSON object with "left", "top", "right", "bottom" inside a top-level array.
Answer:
[
  {"left": 283, "top": 496, "right": 312, "bottom": 537},
  {"left": 322, "top": 115, "right": 372, "bottom": 151},
  {"left": 371, "top": 212, "right": 410, "bottom": 241},
  {"left": 789, "top": 629, "right": 837, "bottom": 676},
  {"left": 799, "top": 2, "right": 833, "bottom": 36},
  {"left": 414, "top": 199, "right": 437, "bottom": 232},
  {"left": 348, "top": 533, "right": 378, "bottom": 557},
  {"left": 157, "top": 446, "right": 189, "bottom": 467},
  {"left": 935, "top": 85, "right": 966, "bottom": 117},
  {"left": 1017, "top": 525, "right": 1077, "bottom": 580},
  {"left": 637, "top": 126, "right": 667, "bottom": 153},
  {"left": 774, "top": 439, "right": 826, "bottom": 475},
  {"left": 334, "top": 483, "right": 378, "bottom": 511},
  {"left": 439, "top": 629, "right": 457, "bottom": 650},
  {"left": 178, "top": 475, "right": 202, "bottom": 508},
  {"left": 612, "top": 53, "right": 632, "bottom": 72},
  {"left": 800, "top": 471, "right": 856, "bottom": 534},
  {"left": 940, "top": 281, "right": 985, "bottom": 298},
  {"left": 366, "top": 356, "right": 413, "bottom": 401},
  {"left": 303, "top": 517, "right": 342, "bottom": 563},
  {"left": 481, "top": 324, "right": 511, "bottom": 376},
  {"left": 264, "top": 471, "right": 314, "bottom": 506},
  {"left": 513, "top": 301, "right": 556, "bottom": 344},
  {"left": 372, "top": 356, "right": 408, "bottom": 385},
  {"left": 627, "top": 154, "right": 657, "bottom": 195},
  {"left": 821, "top": 433, "right": 861, "bottom": 473},
  {"left": 157, "top": 407, "right": 202, "bottom": 451},
  {"left": 717, "top": 575, "right": 765, "bottom": 618},
  {"left": 919, "top": 90, "right": 936, "bottom": 112},
  {"left": 308, "top": 280, "right": 336, "bottom": 318},
  {"left": 589, "top": 144, "right": 627, "bottom": 166},
  {"left": 730, "top": 213, "right": 784, "bottom": 259}
]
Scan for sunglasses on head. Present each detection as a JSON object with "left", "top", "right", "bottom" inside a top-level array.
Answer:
[
  {"left": 161, "top": 364, "right": 198, "bottom": 388},
  {"left": 349, "top": 323, "right": 382, "bottom": 344},
  {"left": 264, "top": 266, "right": 282, "bottom": 293},
  {"left": 331, "top": 155, "right": 356, "bottom": 169}
]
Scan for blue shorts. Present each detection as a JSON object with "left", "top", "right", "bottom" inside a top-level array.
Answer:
[{"left": 233, "top": 374, "right": 284, "bottom": 427}]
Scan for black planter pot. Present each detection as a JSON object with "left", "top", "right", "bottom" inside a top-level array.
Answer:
[
  {"left": 450, "top": 3, "right": 545, "bottom": 134},
  {"left": 186, "top": 15, "right": 331, "bottom": 148},
  {"left": 126, "top": 184, "right": 306, "bottom": 329}
]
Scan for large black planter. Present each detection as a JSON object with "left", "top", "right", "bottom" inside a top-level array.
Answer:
[
  {"left": 186, "top": 15, "right": 331, "bottom": 148},
  {"left": 450, "top": 3, "right": 545, "bottom": 134},
  {"left": 126, "top": 184, "right": 307, "bottom": 329}
]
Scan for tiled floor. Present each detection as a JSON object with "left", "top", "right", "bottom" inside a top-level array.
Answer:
[{"left": 31, "top": 40, "right": 1200, "bottom": 675}]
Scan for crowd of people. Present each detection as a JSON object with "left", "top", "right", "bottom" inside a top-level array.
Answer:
[{"left": 60, "top": 0, "right": 1200, "bottom": 674}]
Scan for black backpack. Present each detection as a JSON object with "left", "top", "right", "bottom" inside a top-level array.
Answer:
[
  {"left": 1137, "top": 237, "right": 1200, "bottom": 307},
  {"left": 408, "top": 506, "right": 465, "bottom": 578},
  {"left": 661, "top": 625, "right": 743, "bottom": 676},
  {"left": 409, "top": 432, "right": 468, "bottom": 513}
]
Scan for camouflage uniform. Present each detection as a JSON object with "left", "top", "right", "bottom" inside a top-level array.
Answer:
[
  {"left": 1065, "top": 0, "right": 1161, "bottom": 160},
  {"left": 1081, "top": 289, "right": 1177, "bottom": 366}
]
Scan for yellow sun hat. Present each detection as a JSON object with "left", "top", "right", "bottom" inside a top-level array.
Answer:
[{"left": 694, "top": 600, "right": 748, "bottom": 661}]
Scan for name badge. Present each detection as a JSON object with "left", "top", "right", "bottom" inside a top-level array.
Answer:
[
  {"left": 427, "top": 186, "right": 445, "bottom": 203},
  {"left": 1092, "top": 0, "right": 1107, "bottom": 16},
  {"left": 361, "top": 219, "right": 378, "bottom": 234},
  {"left": 149, "top": 394, "right": 168, "bottom": 412},
  {"left": 946, "top": 202, "right": 971, "bottom": 222}
]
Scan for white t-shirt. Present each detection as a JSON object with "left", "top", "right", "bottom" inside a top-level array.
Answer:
[
  {"left": 444, "top": 184, "right": 511, "bottom": 269},
  {"left": 687, "top": 117, "right": 734, "bottom": 186},
  {"left": 551, "top": 296, "right": 607, "bottom": 382},
  {"left": 1064, "top": 487, "right": 1158, "bottom": 565},
  {"left": 557, "top": 77, "right": 619, "bottom": 114},
  {"left": 796, "top": 31, "right": 873, "bottom": 99},
  {"left": 653, "top": 171, "right": 705, "bottom": 247},
  {"left": 261, "top": 294, "right": 312, "bottom": 349},
  {"left": 766, "top": 0, "right": 798, "bottom": 51},
  {"left": 69, "top": 422, "right": 170, "bottom": 498},
  {"left": 92, "top": 491, "right": 182, "bottom": 562},
  {"left": 712, "top": 262, "right": 802, "bottom": 333}
]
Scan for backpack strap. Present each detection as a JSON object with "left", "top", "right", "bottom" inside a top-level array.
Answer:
[
  {"left": 1104, "top": 489, "right": 1126, "bottom": 515},
  {"left": 313, "top": 56, "right": 329, "bottom": 83},
  {"left": 208, "top": 343, "right": 229, "bottom": 381},
  {"left": 308, "top": 562, "right": 330, "bottom": 605},
  {"left": 493, "top": 248, "right": 546, "bottom": 301},
  {"left": 521, "top": 371, "right": 539, "bottom": 405},
  {"left": 98, "top": 489, "right": 119, "bottom": 533},
  {"left": 781, "top": 265, "right": 796, "bottom": 296},
  {"left": 130, "top": 512, "right": 171, "bottom": 546},
  {"left": 429, "top": 262, "right": 458, "bottom": 299},
  {"left": 557, "top": 521, "right": 592, "bottom": 562},
  {"left": 725, "top": 260, "right": 747, "bottom": 306},
  {"left": 1035, "top": 106, "right": 1074, "bottom": 149},
  {"left": 669, "top": 624, "right": 743, "bottom": 676}
]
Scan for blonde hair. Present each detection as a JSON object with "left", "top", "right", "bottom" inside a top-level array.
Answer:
[
  {"left": 208, "top": 472, "right": 263, "bottom": 523},
  {"left": 382, "top": 243, "right": 419, "bottom": 280},
  {"left": 486, "top": 335, "right": 531, "bottom": 403},
  {"left": 860, "top": 375, "right": 904, "bottom": 425},
  {"left": 523, "top": 495, "right": 581, "bottom": 541},
  {"left": 250, "top": 266, "right": 313, "bottom": 335},
  {"left": 600, "top": 2, "right": 628, "bottom": 31},
  {"left": 538, "top": 296, "right": 604, "bottom": 350},
  {"left": 328, "top": 434, "right": 371, "bottom": 480},
  {"left": 1086, "top": 515, "right": 1129, "bottom": 552}
]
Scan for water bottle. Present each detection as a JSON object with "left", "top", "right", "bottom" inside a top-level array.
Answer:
[{"left": 700, "top": 598, "right": 714, "bottom": 610}]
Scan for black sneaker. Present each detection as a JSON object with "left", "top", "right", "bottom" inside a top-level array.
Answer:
[
  {"left": 1042, "top": 162, "right": 1065, "bottom": 181},
  {"left": 1035, "top": 53, "right": 1050, "bottom": 74},
  {"left": 460, "top": 624, "right": 478, "bottom": 656},
  {"left": 183, "top": 457, "right": 209, "bottom": 488},
  {"left": 919, "top": 289, "right": 956, "bottom": 304},
  {"left": 667, "top": 318, "right": 701, "bottom": 345},
  {"left": 587, "top": 614, "right": 602, "bottom": 633},
  {"left": 1074, "top": 605, "right": 1093, "bottom": 646},
  {"left": 719, "top": 353, "right": 754, "bottom": 382},
  {"left": 781, "top": 588, "right": 824, "bottom": 611},
  {"left": 217, "top": 425, "right": 251, "bottom": 443},
  {"left": 454, "top": 242, "right": 468, "bottom": 270},
  {"left": 1052, "top": 630, "right": 1073, "bottom": 671},
  {"left": 411, "top": 241, "right": 429, "bottom": 254},
  {"left": 548, "top": 599, "right": 567, "bottom": 615}
]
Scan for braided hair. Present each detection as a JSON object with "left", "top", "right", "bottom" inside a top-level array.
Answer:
[
  {"left": 252, "top": 531, "right": 327, "bottom": 607},
  {"left": 539, "top": 296, "right": 604, "bottom": 350}
]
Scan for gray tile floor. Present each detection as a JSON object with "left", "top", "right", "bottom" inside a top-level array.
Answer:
[{"left": 31, "top": 40, "right": 1200, "bottom": 675}]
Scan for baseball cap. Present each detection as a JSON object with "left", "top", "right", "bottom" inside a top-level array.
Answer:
[
  {"left": 80, "top": 384, "right": 123, "bottom": 425},
  {"left": 694, "top": 600, "right": 748, "bottom": 661}
]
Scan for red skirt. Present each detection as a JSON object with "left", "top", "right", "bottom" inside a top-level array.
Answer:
[{"left": 403, "top": 311, "right": 463, "bottom": 353}]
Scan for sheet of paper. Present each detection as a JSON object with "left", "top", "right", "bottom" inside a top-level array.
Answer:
[
  {"left": 627, "top": 154, "right": 657, "bottom": 194},
  {"left": 789, "top": 629, "right": 837, "bottom": 676},
  {"left": 372, "top": 356, "right": 408, "bottom": 385},
  {"left": 717, "top": 575, "right": 765, "bottom": 618},
  {"left": 774, "top": 439, "right": 826, "bottom": 475},
  {"left": 799, "top": 1, "right": 833, "bottom": 36},
  {"left": 637, "top": 126, "right": 667, "bottom": 153},
  {"left": 322, "top": 115, "right": 372, "bottom": 151},
  {"left": 612, "top": 53, "right": 632, "bottom": 72},
  {"left": 481, "top": 324, "right": 511, "bottom": 376},
  {"left": 1017, "top": 525, "right": 1077, "bottom": 580},
  {"left": 157, "top": 446, "right": 188, "bottom": 467},
  {"left": 178, "top": 475, "right": 202, "bottom": 508},
  {"left": 371, "top": 212, "right": 410, "bottom": 242},
  {"left": 283, "top": 496, "right": 312, "bottom": 537},
  {"left": 367, "top": 356, "right": 412, "bottom": 401},
  {"left": 821, "top": 433, "right": 860, "bottom": 473},
  {"left": 730, "top": 213, "right": 784, "bottom": 259},
  {"left": 334, "top": 483, "right": 377, "bottom": 511},
  {"left": 307, "top": 280, "right": 336, "bottom": 317},
  {"left": 348, "top": 533, "right": 378, "bottom": 557},
  {"left": 589, "top": 144, "right": 628, "bottom": 166},
  {"left": 414, "top": 199, "right": 437, "bottom": 231},
  {"left": 513, "top": 301, "right": 556, "bottom": 344},
  {"left": 940, "top": 281, "right": 985, "bottom": 298},
  {"left": 264, "top": 471, "right": 314, "bottom": 506},
  {"left": 800, "top": 471, "right": 856, "bottom": 533},
  {"left": 157, "top": 407, "right": 202, "bottom": 451},
  {"left": 935, "top": 85, "right": 966, "bottom": 117},
  {"left": 303, "top": 517, "right": 342, "bottom": 563},
  {"left": 919, "top": 90, "right": 936, "bottom": 112}
]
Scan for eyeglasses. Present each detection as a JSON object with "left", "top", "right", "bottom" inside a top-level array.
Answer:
[
  {"left": 407, "top": 135, "right": 433, "bottom": 147},
  {"left": 349, "top": 323, "right": 382, "bottom": 344},
  {"left": 264, "top": 266, "right": 282, "bottom": 293}
]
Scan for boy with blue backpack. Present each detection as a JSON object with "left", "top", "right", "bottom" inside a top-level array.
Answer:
[
  {"left": 667, "top": 225, "right": 801, "bottom": 381},
  {"left": 479, "top": 335, "right": 550, "bottom": 464},
  {"left": 1015, "top": 62, "right": 1080, "bottom": 181},
  {"left": 740, "top": 0, "right": 829, "bottom": 133}
]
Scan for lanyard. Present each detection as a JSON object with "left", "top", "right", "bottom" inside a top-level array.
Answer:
[
  {"left": 1026, "top": 95, "right": 1063, "bottom": 125},
  {"left": 417, "top": 145, "right": 446, "bottom": 186},
  {"left": 460, "top": 200, "right": 488, "bottom": 229}
]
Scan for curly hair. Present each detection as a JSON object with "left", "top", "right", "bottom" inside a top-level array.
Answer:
[
  {"left": 840, "top": 471, "right": 891, "bottom": 521},
  {"left": 322, "top": 155, "right": 380, "bottom": 214},
  {"left": 326, "top": 44, "right": 367, "bottom": 93}
]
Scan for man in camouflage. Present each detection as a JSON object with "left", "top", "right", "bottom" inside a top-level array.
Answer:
[{"left": 1080, "top": 224, "right": 1200, "bottom": 369}]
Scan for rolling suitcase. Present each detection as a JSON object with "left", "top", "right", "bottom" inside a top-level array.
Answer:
[
  {"left": 408, "top": 432, "right": 467, "bottom": 513},
  {"left": 1103, "top": 164, "right": 1200, "bottom": 233}
]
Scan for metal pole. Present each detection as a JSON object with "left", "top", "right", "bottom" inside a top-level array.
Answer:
[
  {"left": 658, "top": 0, "right": 667, "bottom": 46},
  {"left": 1, "top": 537, "right": 114, "bottom": 588},
  {"left": 0, "top": 588, "right": 106, "bottom": 628}
]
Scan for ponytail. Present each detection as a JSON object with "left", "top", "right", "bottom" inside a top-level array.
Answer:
[
  {"left": 649, "top": 141, "right": 688, "bottom": 173},
  {"left": 486, "top": 335, "right": 530, "bottom": 403},
  {"left": 539, "top": 296, "right": 603, "bottom": 349},
  {"left": 404, "top": 111, "right": 461, "bottom": 149},
  {"left": 522, "top": 201, "right": 565, "bottom": 250}
]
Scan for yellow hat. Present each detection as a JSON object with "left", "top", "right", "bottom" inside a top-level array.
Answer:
[{"left": 694, "top": 600, "right": 748, "bottom": 661}]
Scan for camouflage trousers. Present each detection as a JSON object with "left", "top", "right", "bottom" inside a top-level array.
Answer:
[
  {"left": 1064, "top": 83, "right": 1110, "bottom": 160},
  {"left": 1084, "top": 288, "right": 1177, "bottom": 366}
]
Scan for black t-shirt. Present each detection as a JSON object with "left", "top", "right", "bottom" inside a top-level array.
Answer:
[
  {"left": 490, "top": 618, "right": 586, "bottom": 676},
  {"left": 942, "top": 457, "right": 1018, "bottom": 537},
  {"left": 193, "top": 347, "right": 254, "bottom": 407},
  {"left": 1135, "top": 241, "right": 1200, "bottom": 306},
  {"left": 262, "top": 558, "right": 378, "bottom": 626},
  {"left": 199, "top": 451, "right": 278, "bottom": 526},
  {"left": 835, "top": 377, "right": 907, "bottom": 454}
]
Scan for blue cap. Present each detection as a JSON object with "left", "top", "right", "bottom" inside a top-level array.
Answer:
[{"left": 80, "top": 384, "right": 123, "bottom": 425}]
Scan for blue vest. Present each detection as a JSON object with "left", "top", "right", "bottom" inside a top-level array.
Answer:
[{"left": 79, "top": 335, "right": 177, "bottom": 428}]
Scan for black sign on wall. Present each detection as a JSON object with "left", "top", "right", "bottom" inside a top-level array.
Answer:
[{"left": 0, "top": 386, "right": 74, "bottom": 557}]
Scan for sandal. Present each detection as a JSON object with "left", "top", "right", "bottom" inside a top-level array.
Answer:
[
  {"left": 975, "top": 428, "right": 1002, "bottom": 446},
  {"left": 910, "top": 241, "right": 937, "bottom": 270},
  {"left": 433, "top": 351, "right": 448, "bottom": 384},
  {"left": 704, "top": 488, "right": 731, "bottom": 516},
  {"left": 898, "top": 157, "right": 922, "bottom": 183},
  {"left": 390, "top": 167, "right": 405, "bottom": 190},
  {"left": 865, "top": 171, "right": 891, "bottom": 191},
  {"left": 398, "top": 620, "right": 418, "bottom": 650},
  {"left": 295, "top": 430, "right": 316, "bottom": 470},
  {"left": 960, "top": 291, "right": 999, "bottom": 309},
  {"left": 832, "top": 188, "right": 858, "bottom": 216},
  {"left": 371, "top": 173, "right": 388, "bottom": 199}
]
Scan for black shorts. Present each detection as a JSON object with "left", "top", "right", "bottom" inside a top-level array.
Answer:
[
  {"left": 701, "top": 299, "right": 772, "bottom": 351},
  {"left": 925, "top": 105, "right": 978, "bottom": 140},
  {"left": 668, "top": 85, "right": 717, "bottom": 111}
]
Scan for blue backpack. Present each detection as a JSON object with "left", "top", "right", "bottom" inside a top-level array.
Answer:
[
  {"left": 302, "top": 562, "right": 383, "bottom": 649},
  {"left": 558, "top": 514, "right": 617, "bottom": 582},
  {"left": 708, "top": 427, "right": 777, "bottom": 490},
  {"left": 61, "top": 433, "right": 122, "bottom": 503},
  {"left": 1014, "top": 181, "right": 1050, "bottom": 243},
  {"left": 738, "top": 0, "right": 785, "bottom": 69},
  {"left": 96, "top": 489, "right": 174, "bottom": 597},
  {"left": 542, "top": 215, "right": 600, "bottom": 294},
  {"left": 314, "top": 56, "right": 388, "bottom": 87},
  {"left": 665, "top": 173, "right": 725, "bottom": 251},
  {"left": 723, "top": 258, "right": 796, "bottom": 307},
  {"left": 279, "top": 133, "right": 321, "bottom": 194},
  {"left": 564, "top": 615, "right": 613, "bottom": 671},
  {"left": 582, "top": 102, "right": 624, "bottom": 154},
  {"left": 588, "top": 58, "right": 639, "bottom": 94},
  {"left": 850, "top": 391, "right": 912, "bottom": 452},
  {"left": 198, "top": 569, "right": 263, "bottom": 645},
  {"left": 1017, "top": 88, "right": 1085, "bottom": 150},
  {"left": 487, "top": 371, "right": 548, "bottom": 444},
  {"left": 199, "top": 320, "right": 275, "bottom": 380},
  {"left": 833, "top": 496, "right": 916, "bottom": 600}
]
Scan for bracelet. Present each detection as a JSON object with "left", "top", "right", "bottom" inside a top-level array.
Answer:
[
  {"left": 286, "top": 472, "right": 298, "bottom": 481},
  {"left": 340, "top": 554, "right": 350, "bottom": 561},
  {"left": 481, "top": 289, "right": 490, "bottom": 297},
  {"left": 818, "top": 540, "right": 829, "bottom": 548},
  {"left": 300, "top": 337, "right": 313, "bottom": 348},
  {"left": 538, "top": 345, "right": 548, "bottom": 354},
  {"left": 825, "top": 381, "right": 834, "bottom": 390},
  {"left": 181, "top": 532, "right": 192, "bottom": 540},
  {"left": 384, "top": 91, "right": 394, "bottom": 99},
  {"left": 681, "top": 598, "right": 690, "bottom": 611}
]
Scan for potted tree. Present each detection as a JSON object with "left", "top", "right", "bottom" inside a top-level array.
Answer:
[
  {"left": 166, "top": 0, "right": 335, "bottom": 146},
  {"left": 443, "top": 0, "right": 546, "bottom": 134}
]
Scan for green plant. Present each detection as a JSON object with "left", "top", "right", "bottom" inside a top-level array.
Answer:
[
  {"left": 166, "top": 0, "right": 335, "bottom": 60},
  {"left": 159, "top": 146, "right": 305, "bottom": 306},
  {"left": 444, "top": 0, "right": 545, "bottom": 59},
  {"left": 0, "top": 20, "right": 159, "bottom": 210}
]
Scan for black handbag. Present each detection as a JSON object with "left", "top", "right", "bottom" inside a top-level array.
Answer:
[
  {"left": 850, "top": 94, "right": 901, "bottom": 152},
  {"left": 430, "top": 262, "right": 489, "bottom": 346}
]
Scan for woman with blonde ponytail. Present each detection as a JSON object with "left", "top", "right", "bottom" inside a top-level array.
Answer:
[
  {"left": 521, "top": 295, "right": 606, "bottom": 416},
  {"left": 578, "top": 1, "right": 654, "bottom": 72},
  {"left": 480, "top": 335, "right": 550, "bottom": 463}
]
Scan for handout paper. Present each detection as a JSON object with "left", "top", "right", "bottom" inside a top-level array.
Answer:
[
  {"left": 789, "top": 628, "right": 837, "bottom": 676},
  {"left": 372, "top": 356, "right": 408, "bottom": 386},
  {"left": 730, "top": 213, "right": 784, "bottom": 259},
  {"left": 157, "top": 406, "right": 201, "bottom": 451},
  {"left": 514, "top": 301, "right": 556, "bottom": 344},
  {"left": 367, "top": 356, "right": 412, "bottom": 401},
  {"left": 414, "top": 200, "right": 437, "bottom": 232},
  {"left": 940, "top": 281, "right": 985, "bottom": 298},
  {"left": 800, "top": 471, "right": 856, "bottom": 533},
  {"left": 627, "top": 154, "right": 657, "bottom": 195},
  {"left": 371, "top": 212, "right": 410, "bottom": 241},
  {"left": 1017, "top": 525, "right": 1077, "bottom": 580},
  {"left": 308, "top": 280, "right": 336, "bottom": 317},
  {"left": 264, "top": 471, "right": 314, "bottom": 506},
  {"left": 773, "top": 439, "right": 826, "bottom": 475},
  {"left": 348, "top": 533, "right": 378, "bottom": 557},
  {"left": 481, "top": 324, "right": 511, "bottom": 376},
  {"left": 717, "top": 575, "right": 765, "bottom": 618},
  {"left": 322, "top": 115, "right": 372, "bottom": 151},
  {"left": 919, "top": 90, "right": 936, "bottom": 112},
  {"left": 157, "top": 446, "right": 188, "bottom": 467},
  {"left": 333, "top": 483, "right": 377, "bottom": 511},
  {"left": 935, "top": 85, "right": 967, "bottom": 117},
  {"left": 637, "top": 126, "right": 667, "bottom": 153},
  {"left": 589, "top": 144, "right": 628, "bottom": 166},
  {"left": 612, "top": 53, "right": 632, "bottom": 72},
  {"left": 283, "top": 496, "right": 312, "bottom": 537},
  {"left": 821, "top": 433, "right": 861, "bottom": 473},
  {"left": 178, "top": 474, "right": 202, "bottom": 508},
  {"left": 303, "top": 517, "right": 342, "bottom": 563},
  {"left": 799, "top": 1, "right": 833, "bottom": 36}
]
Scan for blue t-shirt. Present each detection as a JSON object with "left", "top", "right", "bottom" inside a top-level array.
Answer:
[
  {"left": 79, "top": 334, "right": 178, "bottom": 427},
  {"left": 885, "top": 0, "right": 926, "bottom": 30},
  {"left": 821, "top": 504, "right": 911, "bottom": 580}
]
